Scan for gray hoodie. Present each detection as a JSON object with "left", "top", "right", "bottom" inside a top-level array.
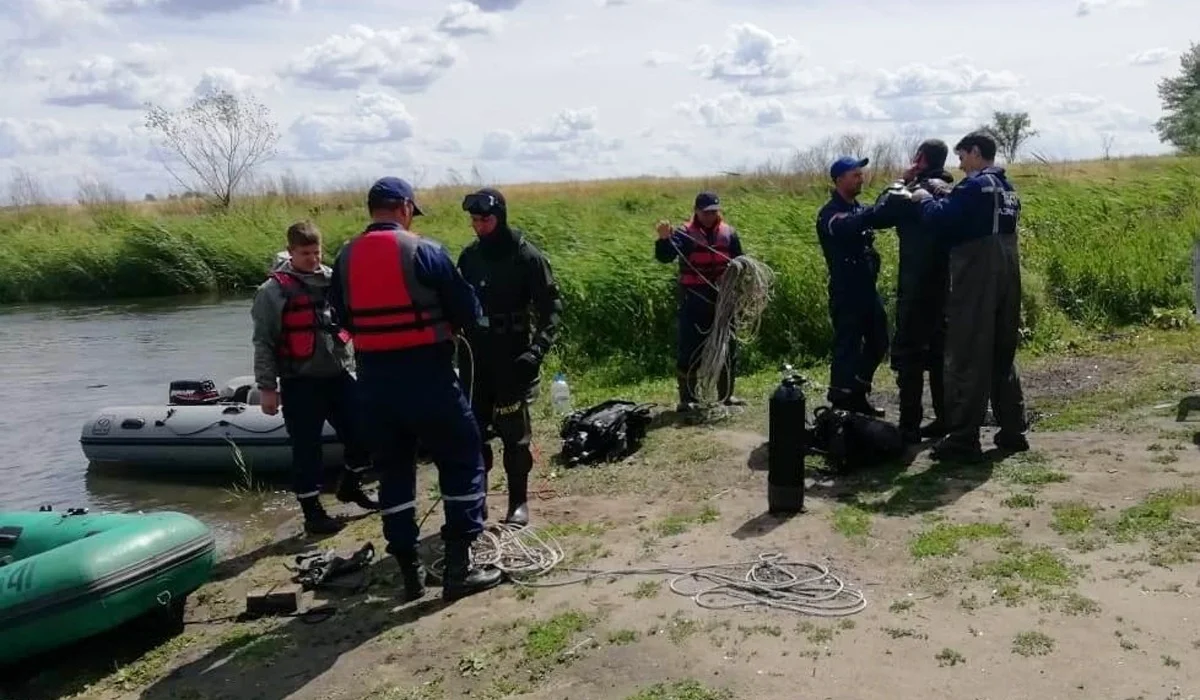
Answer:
[{"left": 251, "top": 259, "right": 355, "bottom": 391}]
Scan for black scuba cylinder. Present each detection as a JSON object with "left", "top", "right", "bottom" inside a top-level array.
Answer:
[{"left": 767, "top": 365, "right": 808, "bottom": 514}]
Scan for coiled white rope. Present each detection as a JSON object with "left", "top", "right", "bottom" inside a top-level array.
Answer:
[
  {"left": 691, "top": 255, "right": 776, "bottom": 407},
  {"left": 443, "top": 523, "right": 867, "bottom": 617}
]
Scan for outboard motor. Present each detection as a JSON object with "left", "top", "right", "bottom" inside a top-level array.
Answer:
[
  {"left": 767, "top": 365, "right": 808, "bottom": 514},
  {"left": 168, "top": 379, "right": 220, "bottom": 406}
]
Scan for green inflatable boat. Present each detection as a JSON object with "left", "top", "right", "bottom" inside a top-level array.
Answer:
[{"left": 0, "top": 508, "right": 216, "bottom": 667}]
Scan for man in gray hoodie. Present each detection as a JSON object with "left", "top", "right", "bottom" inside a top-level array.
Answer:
[{"left": 251, "top": 221, "right": 379, "bottom": 535}]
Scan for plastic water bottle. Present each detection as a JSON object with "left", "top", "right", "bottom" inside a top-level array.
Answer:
[{"left": 550, "top": 373, "right": 572, "bottom": 414}]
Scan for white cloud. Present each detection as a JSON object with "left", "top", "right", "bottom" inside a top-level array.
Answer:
[
  {"left": 193, "top": 68, "right": 279, "bottom": 98},
  {"left": 874, "top": 62, "right": 1022, "bottom": 99},
  {"left": 2, "top": 0, "right": 114, "bottom": 46},
  {"left": 288, "top": 91, "right": 416, "bottom": 160},
  {"left": 44, "top": 43, "right": 190, "bottom": 110},
  {"left": 466, "top": 0, "right": 522, "bottom": 11},
  {"left": 1076, "top": 0, "right": 1146, "bottom": 16},
  {"left": 1128, "top": 47, "right": 1173, "bottom": 65},
  {"left": 644, "top": 50, "right": 679, "bottom": 67},
  {"left": 1, "top": 2, "right": 1193, "bottom": 200},
  {"left": 675, "top": 92, "right": 788, "bottom": 128},
  {"left": 437, "top": 2, "right": 503, "bottom": 37},
  {"left": 280, "top": 24, "right": 459, "bottom": 92},
  {"left": 478, "top": 107, "right": 620, "bottom": 165},
  {"left": 692, "top": 23, "right": 831, "bottom": 95}
]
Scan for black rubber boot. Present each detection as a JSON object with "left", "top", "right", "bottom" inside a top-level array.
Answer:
[
  {"left": 393, "top": 549, "right": 427, "bottom": 603},
  {"left": 335, "top": 467, "right": 380, "bottom": 511},
  {"left": 896, "top": 368, "right": 924, "bottom": 444},
  {"left": 676, "top": 372, "right": 699, "bottom": 413},
  {"left": 299, "top": 496, "right": 344, "bottom": 535},
  {"left": 718, "top": 366, "right": 747, "bottom": 407},
  {"left": 930, "top": 433, "right": 984, "bottom": 464},
  {"left": 500, "top": 462, "right": 530, "bottom": 528},
  {"left": 994, "top": 430, "right": 1030, "bottom": 452},
  {"left": 442, "top": 540, "right": 503, "bottom": 602}
]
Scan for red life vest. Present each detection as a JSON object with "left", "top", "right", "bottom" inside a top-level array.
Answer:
[
  {"left": 339, "top": 227, "right": 453, "bottom": 352},
  {"left": 270, "top": 271, "right": 328, "bottom": 363},
  {"left": 679, "top": 219, "right": 734, "bottom": 287}
]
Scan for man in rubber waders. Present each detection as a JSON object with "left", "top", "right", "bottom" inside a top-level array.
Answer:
[
  {"left": 456, "top": 188, "right": 563, "bottom": 528},
  {"left": 907, "top": 131, "right": 1030, "bottom": 463},
  {"left": 250, "top": 221, "right": 379, "bottom": 537},
  {"left": 654, "top": 191, "right": 747, "bottom": 412},
  {"left": 815, "top": 156, "right": 897, "bottom": 418},
  {"left": 328, "top": 177, "right": 502, "bottom": 602},
  {"left": 890, "top": 139, "right": 956, "bottom": 444}
]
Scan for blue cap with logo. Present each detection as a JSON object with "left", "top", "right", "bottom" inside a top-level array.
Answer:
[
  {"left": 367, "top": 176, "right": 424, "bottom": 216},
  {"left": 694, "top": 191, "right": 721, "bottom": 211},
  {"left": 829, "top": 156, "right": 869, "bottom": 181}
]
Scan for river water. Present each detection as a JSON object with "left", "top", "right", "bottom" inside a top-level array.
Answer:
[{"left": 0, "top": 294, "right": 295, "bottom": 554}]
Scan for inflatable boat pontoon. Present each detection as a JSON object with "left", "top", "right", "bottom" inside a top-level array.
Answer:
[
  {"left": 0, "top": 508, "right": 215, "bottom": 666},
  {"left": 79, "top": 376, "right": 345, "bottom": 475}
]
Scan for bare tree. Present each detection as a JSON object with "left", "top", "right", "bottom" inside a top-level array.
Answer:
[
  {"left": 1100, "top": 133, "right": 1116, "bottom": 160},
  {"left": 144, "top": 89, "right": 280, "bottom": 208},
  {"left": 982, "top": 111, "right": 1038, "bottom": 163},
  {"left": 7, "top": 167, "right": 47, "bottom": 209}
]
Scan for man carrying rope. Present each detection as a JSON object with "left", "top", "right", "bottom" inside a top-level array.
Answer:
[{"left": 655, "top": 191, "right": 748, "bottom": 412}]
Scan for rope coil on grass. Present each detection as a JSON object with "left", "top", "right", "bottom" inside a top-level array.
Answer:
[{"left": 455, "top": 523, "right": 867, "bottom": 617}]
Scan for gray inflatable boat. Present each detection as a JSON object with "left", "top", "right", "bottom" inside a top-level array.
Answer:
[{"left": 79, "top": 376, "right": 344, "bottom": 475}]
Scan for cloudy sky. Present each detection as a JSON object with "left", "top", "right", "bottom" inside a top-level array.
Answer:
[{"left": 1, "top": 0, "right": 1196, "bottom": 201}]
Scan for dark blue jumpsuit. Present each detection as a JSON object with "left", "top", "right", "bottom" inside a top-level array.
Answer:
[
  {"left": 328, "top": 222, "right": 488, "bottom": 554},
  {"left": 815, "top": 192, "right": 890, "bottom": 406}
]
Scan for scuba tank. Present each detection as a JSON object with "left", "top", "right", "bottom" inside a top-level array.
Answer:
[{"left": 767, "top": 365, "right": 808, "bottom": 514}]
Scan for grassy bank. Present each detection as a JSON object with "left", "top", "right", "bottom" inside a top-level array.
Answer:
[{"left": 3, "top": 154, "right": 1199, "bottom": 383}]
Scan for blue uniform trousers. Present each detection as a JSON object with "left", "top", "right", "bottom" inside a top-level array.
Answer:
[
  {"left": 279, "top": 371, "right": 371, "bottom": 498},
  {"left": 357, "top": 346, "right": 487, "bottom": 554},
  {"left": 828, "top": 283, "right": 889, "bottom": 395}
]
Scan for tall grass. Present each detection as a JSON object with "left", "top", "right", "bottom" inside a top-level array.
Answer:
[{"left": 2, "top": 136, "right": 1199, "bottom": 384}]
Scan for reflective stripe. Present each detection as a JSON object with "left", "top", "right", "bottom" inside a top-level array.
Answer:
[
  {"left": 344, "top": 464, "right": 369, "bottom": 474},
  {"left": 984, "top": 175, "right": 1002, "bottom": 235},
  {"left": 296, "top": 490, "right": 320, "bottom": 499},
  {"left": 827, "top": 212, "right": 847, "bottom": 237},
  {"left": 442, "top": 492, "right": 486, "bottom": 503},
  {"left": 381, "top": 500, "right": 417, "bottom": 515}
]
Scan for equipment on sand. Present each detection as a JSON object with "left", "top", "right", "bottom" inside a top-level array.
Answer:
[
  {"left": 557, "top": 400, "right": 655, "bottom": 466},
  {"left": 0, "top": 508, "right": 215, "bottom": 666},
  {"left": 767, "top": 366, "right": 808, "bottom": 514},
  {"left": 80, "top": 375, "right": 345, "bottom": 475},
  {"left": 809, "top": 406, "right": 905, "bottom": 473}
]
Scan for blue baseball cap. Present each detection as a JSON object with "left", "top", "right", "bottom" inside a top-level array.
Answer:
[
  {"left": 829, "top": 156, "right": 869, "bottom": 181},
  {"left": 694, "top": 191, "right": 721, "bottom": 211},
  {"left": 367, "top": 176, "right": 424, "bottom": 216}
]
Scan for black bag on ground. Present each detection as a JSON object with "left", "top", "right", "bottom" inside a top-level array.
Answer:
[
  {"left": 808, "top": 406, "right": 905, "bottom": 472},
  {"left": 558, "top": 400, "right": 655, "bottom": 466}
]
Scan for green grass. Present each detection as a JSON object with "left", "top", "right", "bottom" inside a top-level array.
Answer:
[
  {"left": 909, "top": 523, "right": 1010, "bottom": 558},
  {"left": 5, "top": 154, "right": 1200, "bottom": 383}
]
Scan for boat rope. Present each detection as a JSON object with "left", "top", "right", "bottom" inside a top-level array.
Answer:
[
  {"left": 423, "top": 522, "right": 866, "bottom": 617},
  {"left": 667, "top": 232, "right": 776, "bottom": 418}
]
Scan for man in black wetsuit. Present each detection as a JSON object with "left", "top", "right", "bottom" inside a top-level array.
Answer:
[{"left": 456, "top": 188, "right": 564, "bottom": 528}]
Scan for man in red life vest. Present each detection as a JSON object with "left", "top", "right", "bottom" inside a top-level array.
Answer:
[
  {"left": 251, "top": 221, "right": 379, "bottom": 536},
  {"left": 328, "top": 177, "right": 502, "bottom": 603},
  {"left": 655, "top": 191, "right": 748, "bottom": 412}
]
